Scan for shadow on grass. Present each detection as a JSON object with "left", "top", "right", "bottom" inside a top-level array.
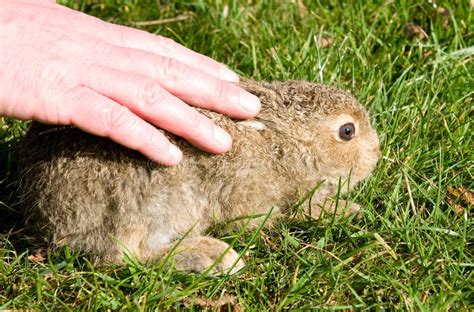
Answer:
[{"left": 0, "top": 133, "right": 28, "bottom": 250}]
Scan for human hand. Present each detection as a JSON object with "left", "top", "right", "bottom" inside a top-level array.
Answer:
[{"left": 0, "top": 0, "right": 261, "bottom": 165}]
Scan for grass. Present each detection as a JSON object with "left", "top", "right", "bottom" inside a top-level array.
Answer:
[{"left": 1, "top": 0, "right": 473, "bottom": 310}]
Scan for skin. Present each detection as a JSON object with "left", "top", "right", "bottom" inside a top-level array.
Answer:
[{"left": 0, "top": 0, "right": 261, "bottom": 165}]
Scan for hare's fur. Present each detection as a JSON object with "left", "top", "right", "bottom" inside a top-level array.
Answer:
[{"left": 18, "top": 79, "right": 380, "bottom": 274}]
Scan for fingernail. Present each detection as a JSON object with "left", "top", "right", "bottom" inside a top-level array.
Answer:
[
  {"left": 213, "top": 126, "right": 232, "bottom": 149},
  {"left": 167, "top": 144, "right": 183, "bottom": 165},
  {"left": 239, "top": 91, "right": 261, "bottom": 115},
  {"left": 219, "top": 66, "right": 240, "bottom": 82}
]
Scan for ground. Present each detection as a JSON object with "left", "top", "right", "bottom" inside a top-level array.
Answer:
[{"left": 0, "top": 0, "right": 473, "bottom": 310}]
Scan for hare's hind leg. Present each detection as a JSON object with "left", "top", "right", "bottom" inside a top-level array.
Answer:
[
  {"left": 117, "top": 229, "right": 244, "bottom": 275},
  {"left": 154, "top": 237, "right": 245, "bottom": 275}
]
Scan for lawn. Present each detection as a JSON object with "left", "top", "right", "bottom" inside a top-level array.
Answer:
[{"left": 1, "top": 0, "right": 473, "bottom": 310}]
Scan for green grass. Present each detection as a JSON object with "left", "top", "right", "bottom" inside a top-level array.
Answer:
[{"left": 1, "top": 0, "right": 473, "bottom": 310}]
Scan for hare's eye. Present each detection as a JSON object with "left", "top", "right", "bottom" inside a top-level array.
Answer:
[{"left": 339, "top": 123, "right": 355, "bottom": 141}]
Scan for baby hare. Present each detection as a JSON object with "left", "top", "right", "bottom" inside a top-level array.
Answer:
[{"left": 18, "top": 78, "right": 381, "bottom": 274}]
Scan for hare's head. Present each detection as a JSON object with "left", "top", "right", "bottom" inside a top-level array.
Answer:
[
  {"left": 241, "top": 79, "right": 381, "bottom": 190},
  {"left": 288, "top": 81, "right": 380, "bottom": 189}
]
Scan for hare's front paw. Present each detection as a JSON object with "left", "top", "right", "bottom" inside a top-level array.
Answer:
[
  {"left": 309, "top": 199, "right": 361, "bottom": 219},
  {"left": 169, "top": 236, "right": 244, "bottom": 275}
]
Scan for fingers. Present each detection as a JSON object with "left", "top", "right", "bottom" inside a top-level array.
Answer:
[
  {"left": 62, "top": 86, "right": 182, "bottom": 166},
  {"left": 79, "top": 65, "right": 232, "bottom": 153},
  {"left": 14, "top": 2, "right": 240, "bottom": 84},
  {"left": 36, "top": 2, "right": 239, "bottom": 83},
  {"left": 85, "top": 45, "right": 260, "bottom": 119},
  {"left": 153, "top": 57, "right": 261, "bottom": 118},
  {"left": 98, "top": 23, "right": 240, "bottom": 83},
  {"left": 10, "top": 2, "right": 260, "bottom": 118}
]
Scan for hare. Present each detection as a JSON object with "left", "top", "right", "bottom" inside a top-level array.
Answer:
[{"left": 17, "top": 78, "right": 381, "bottom": 274}]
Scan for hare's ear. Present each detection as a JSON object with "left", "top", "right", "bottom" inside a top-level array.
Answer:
[{"left": 239, "top": 77, "right": 279, "bottom": 101}]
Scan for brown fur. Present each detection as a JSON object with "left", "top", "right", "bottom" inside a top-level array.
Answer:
[{"left": 17, "top": 78, "right": 381, "bottom": 274}]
